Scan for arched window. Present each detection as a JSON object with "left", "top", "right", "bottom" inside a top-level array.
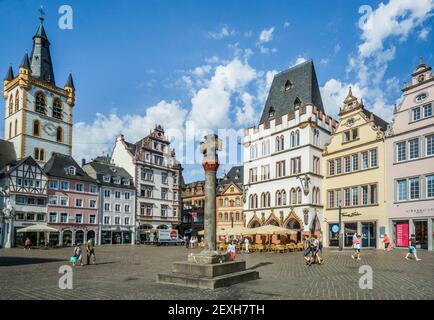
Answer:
[
  {"left": 35, "top": 92, "right": 46, "bottom": 114},
  {"left": 8, "top": 95, "right": 13, "bottom": 116},
  {"left": 34, "top": 148, "right": 44, "bottom": 161},
  {"left": 280, "top": 135, "right": 284, "bottom": 150},
  {"left": 295, "top": 130, "right": 300, "bottom": 146},
  {"left": 266, "top": 192, "right": 271, "bottom": 207},
  {"left": 218, "top": 213, "right": 222, "bottom": 220},
  {"left": 297, "top": 188, "right": 302, "bottom": 204},
  {"left": 236, "top": 212, "right": 240, "bottom": 221},
  {"left": 284, "top": 80, "right": 292, "bottom": 91},
  {"left": 261, "top": 193, "right": 265, "bottom": 208},
  {"left": 224, "top": 198, "right": 228, "bottom": 207},
  {"left": 56, "top": 127, "right": 63, "bottom": 142},
  {"left": 15, "top": 92, "right": 19, "bottom": 112},
  {"left": 275, "top": 136, "right": 280, "bottom": 152},
  {"left": 276, "top": 191, "right": 281, "bottom": 206},
  {"left": 312, "top": 187, "right": 316, "bottom": 204},
  {"left": 254, "top": 194, "right": 258, "bottom": 208},
  {"left": 52, "top": 99, "right": 63, "bottom": 119},
  {"left": 9, "top": 122, "right": 12, "bottom": 139},
  {"left": 249, "top": 195, "right": 253, "bottom": 209},
  {"left": 282, "top": 190, "right": 287, "bottom": 206},
  {"left": 291, "top": 188, "right": 297, "bottom": 205},
  {"left": 33, "top": 120, "right": 40, "bottom": 136},
  {"left": 14, "top": 119, "right": 18, "bottom": 136},
  {"left": 224, "top": 212, "right": 228, "bottom": 221},
  {"left": 290, "top": 132, "right": 295, "bottom": 147},
  {"left": 268, "top": 106, "right": 275, "bottom": 118},
  {"left": 34, "top": 148, "right": 39, "bottom": 160}
]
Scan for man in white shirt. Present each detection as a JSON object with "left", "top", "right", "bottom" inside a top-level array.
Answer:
[{"left": 244, "top": 237, "right": 250, "bottom": 254}]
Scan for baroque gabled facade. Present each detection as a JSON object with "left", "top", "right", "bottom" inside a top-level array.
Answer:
[
  {"left": 322, "top": 88, "right": 389, "bottom": 249},
  {"left": 243, "top": 60, "right": 336, "bottom": 242},
  {"left": 216, "top": 166, "right": 244, "bottom": 231},
  {"left": 180, "top": 180, "right": 205, "bottom": 237},
  {"left": 3, "top": 16, "right": 75, "bottom": 164},
  {"left": 111, "top": 125, "right": 182, "bottom": 237},
  {"left": 385, "top": 58, "right": 434, "bottom": 251}
]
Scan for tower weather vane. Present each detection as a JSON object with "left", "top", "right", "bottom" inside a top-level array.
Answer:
[{"left": 38, "top": 5, "right": 45, "bottom": 21}]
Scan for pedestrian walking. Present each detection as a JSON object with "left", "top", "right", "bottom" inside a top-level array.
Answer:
[
  {"left": 313, "top": 235, "right": 323, "bottom": 264},
  {"left": 227, "top": 240, "right": 237, "bottom": 261},
  {"left": 383, "top": 234, "right": 391, "bottom": 251},
  {"left": 71, "top": 243, "right": 84, "bottom": 267},
  {"left": 244, "top": 237, "right": 250, "bottom": 254},
  {"left": 351, "top": 234, "right": 362, "bottom": 261},
  {"left": 24, "top": 237, "right": 32, "bottom": 250},
  {"left": 405, "top": 234, "right": 421, "bottom": 261},
  {"left": 303, "top": 235, "right": 313, "bottom": 265},
  {"left": 86, "top": 239, "right": 96, "bottom": 265}
]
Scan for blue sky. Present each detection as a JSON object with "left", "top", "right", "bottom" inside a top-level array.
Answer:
[{"left": 1, "top": 0, "right": 433, "bottom": 182}]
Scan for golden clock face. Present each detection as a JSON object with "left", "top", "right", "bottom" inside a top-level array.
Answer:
[{"left": 43, "top": 122, "right": 57, "bottom": 136}]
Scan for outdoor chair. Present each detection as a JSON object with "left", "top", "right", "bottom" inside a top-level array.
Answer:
[
  {"left": 286, "top": 243, "right": 297, "bottom": 252},
  {"left": 297, "top": 242, "right": 304, "bottom": 251}
]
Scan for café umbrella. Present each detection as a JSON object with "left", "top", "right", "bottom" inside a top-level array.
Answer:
[{"left": 17, "top": 225, "right": 59, "bottom": 233}]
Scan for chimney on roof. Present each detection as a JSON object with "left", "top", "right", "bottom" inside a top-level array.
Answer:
[{"left": 81, "top": 158, "right": 86, "bottom": 167}]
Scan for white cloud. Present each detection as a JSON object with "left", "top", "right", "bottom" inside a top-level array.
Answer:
[
  {"left": 320, "top": 79, "right": 367, "bottom": 118},
  {"left": 283, "top": 22, "right": 290, "bottom": 28},
  {"left": 320, "top": 58, "right": 329, "bottom": 65},
  {"left": 193, "top": 65, "right": 212, "bottom": 76},
  {"left": 259, "top": 27, "right": 275, "bottom": 43},
  {"left": 419, "top": 27, "right": 430, "bottom": 40},
  {"left": 208, "top": 25, "right": 236, "bottom": 40},
  {"left": 358, "top": 0, "right": 434, "bottom": 57},
  {"left": 292, "top": 56, "right": 308, "bottom": 67},
  {"left": 205, "top": 56, "right": 220, "bottom": 64},
  {"left": 236, "top": 92, "right": 256, "bottom": 125},
  {"left": 73, "top": 100, "right": 187, "bottom": 162},
  {"left": 188, "top": 58, "right": 257, "bottom": 131}
]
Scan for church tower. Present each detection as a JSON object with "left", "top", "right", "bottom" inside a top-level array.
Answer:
[{"left": 3, "top": 14, "right": 75, "bottom": 164}]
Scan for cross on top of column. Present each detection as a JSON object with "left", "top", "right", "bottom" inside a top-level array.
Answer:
[{"left": 200, "top": 134, "right": 222, "bottom": 162}]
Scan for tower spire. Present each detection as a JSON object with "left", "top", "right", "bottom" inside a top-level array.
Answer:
[
  {"left": 30, "top": 10, "right": 55, "bottom": 84},
  {"left": 4, "top": 66, "right": 14, "bottom": 81}
]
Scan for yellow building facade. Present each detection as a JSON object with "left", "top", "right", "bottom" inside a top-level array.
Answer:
[{"left": 322, "top": 88, "right": 389, "bottom": 249}]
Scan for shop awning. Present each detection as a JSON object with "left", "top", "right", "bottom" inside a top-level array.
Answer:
[{"left": 17, "top": 225, "right": 59, "bottom": 233}]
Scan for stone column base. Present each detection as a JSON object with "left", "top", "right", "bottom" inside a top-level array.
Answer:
[{"left": 187, "top": 250, "right": 229, "bottom": 264}]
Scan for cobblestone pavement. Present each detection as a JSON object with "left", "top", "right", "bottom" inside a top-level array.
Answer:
[{"left": 0, "top": 245, "right": 433, "bottom": 300}]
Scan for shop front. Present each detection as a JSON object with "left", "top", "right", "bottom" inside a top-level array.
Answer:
[
  {"left": 101, "top": 227, "right": 132, "bottom": 245},
  {"left": 327, "top": 221, "right": 377, "bottom": 248},
  {"left": 392, "top": 218, "right": 432, "bottom": 250}
]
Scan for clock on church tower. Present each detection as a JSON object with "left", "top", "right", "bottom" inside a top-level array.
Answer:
[{"left": 3, "top": 14, "right": 75, "bottom": 164}]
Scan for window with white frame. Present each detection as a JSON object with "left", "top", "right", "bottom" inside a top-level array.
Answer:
[
  {"left": 49, "top": 212, "right": 57, "bottom": 223},
  {"left": 89, "top": 215, "right": 96, "bottom": 224},
  {"left": 335, "top": 158, "right": 341, "bottom": 175},
  {"left": 161, "top": 205, "right": 168, "bottom": 217},
  {"left": 352, "top": 187, "right": 359, "bottom": 206},
  {"left": 104, "top": 216, "right": 110, "bottom": 224},
  {"left": 396, "top": 141, "right": 406, "bottom": 162},
  {"left": 89, "top": 200, "right": 97, "bottom": 208},
  {"left": 75, "top": 214, "right": 83, "bottom": 224},
  {"left": 362, "top": 186, "right": 368, "bottom": 205},
  {"left": 412, "top": 107, "right": 421, "bottom": 121},
  {"left": 328, "top": 191, "right": 335, "bottom": 208},
  {"left": 67, "top": 167, "right": 76, "bottom": 175},
  {"left": 344, "top": 189, "right": 350, "bottom": 207},
  {"left": 104, "top": 189, "right": 111, "bottom": 198},
  {"left": 49, "top": 180, "right": 58, "bottom": 189},
  {"left": 75, "top": 199, "right": 83, "bottom": 207},
  {"left": 426, "top": 175, "right": 434, "bottom": 198},
  {"left": 76, "top": 183, "right": 84, "bottom": 192},
  {"left": 48, "top": 196, "right": 58, "bottom": 205},
  {"left": 352, "top": 154, "right": 358, "bottom": 171},
  {"left": 409, "top": 138, "right": 419, "bottom": 159},
  {"left": 104, "top": 203, "right": 111, "bottom": 211},
  {"left": 60, "top": 213, "right": 68, "bottom": 223},
  {"left": 426, "top": 134, "right": 434, "bottom": 156},
  {"left": 60, "top": 197, "right": 68, "bottom": 206},
  {"left": 115, "top": 191, "right": 121, "bottom": 199},
  {"left": 124, "top": 217, "right": 130, "bottom": 225},
  {"left": 125, "top": 192, "right": 130, "bottom": 200},
  {"left": 344, "top": 156, "right": 351, "bottom": 173},
  {"left": 60, "top": 181, "right": 69, "bottom": 191},
  {"left": 423, "top": 103, "right": 432, "bottom": 118},
  {"left": 125, "top": 205, "right": 130, "bottom": 213},
  {"left": 362, "top": 152, "right": 369, "bottom": 169},
  {"left": 409, "top": 177, "right": 420, "bottom": 200},
  {"left": 397, "top": 179, "right": 407, "bottom": 201},
  {"left": 103, "top": 175, "right": 111, "bottom": 183},
  {"left": 370, "top": 149, "right": 377, "bottom": 167},
  {"left": 115, "top": 217, "right": 120, "bottom": 225},
  {"left": 115, "top": 204, "right": 121, "bottom": 212},
  {"left": 90, "top": 185, "right": 98, "bottom": 193}
]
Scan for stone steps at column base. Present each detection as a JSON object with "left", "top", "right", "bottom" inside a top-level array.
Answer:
[{"left": 157, "top": 269, "right": 260, "bottom": 289}]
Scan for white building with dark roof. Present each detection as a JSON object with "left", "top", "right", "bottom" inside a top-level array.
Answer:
[
  {"left": 111, "top": 125, "right": 182, "bottom": 239},
  {"left": 83, "top": 157, "right": 136, "bottom": 245},
  {"left": 243, "top": 60, "right": 337, "bottom": 242}
]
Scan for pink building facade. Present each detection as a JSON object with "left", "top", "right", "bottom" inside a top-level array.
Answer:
[
  {"left": 386, "top": 59, "right": 434, "bottom": 251},
  {"left": 44, "top": 153, "right": 99, "bottom": 246}
]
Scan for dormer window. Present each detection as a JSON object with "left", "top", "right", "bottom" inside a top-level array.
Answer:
[
  {"left": 103, "top": 175, "right": 111, "bottom": 183},
  {"left": 113, "top": 177, "right": 121, "bottom": 184},
  {"left": 294, "top": 97, "right": 302, "bottom": 109},
  {"left": 268, "top": 106, "right": 275, "bottom": 119},
  {"left": 284, "top": 80, "right": 293, "bottom": 91},
  {"left": 123, "top": 179, "right": 130, "bottom": 186},
  {"left": 67, "top": 166, "right": 76, "bottom": 176}
]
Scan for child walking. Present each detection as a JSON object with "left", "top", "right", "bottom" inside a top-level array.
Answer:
[{"left": 405, "top": 234, "right": 421, "bottom": 261}]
